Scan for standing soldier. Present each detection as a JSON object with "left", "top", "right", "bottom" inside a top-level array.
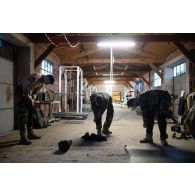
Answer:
[
  {"left": 90, "top": 92, "right": 114, "bottom": 136},
  {"left": 16, "top": 73, "right": 54, "bottom": 145},
  {"left": 137, "top": 89, "right": 172, "bottom": 146}
]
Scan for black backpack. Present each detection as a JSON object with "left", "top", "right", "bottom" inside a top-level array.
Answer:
[{"left": 33, "top": 108, "right": 49, "bottom": 129}]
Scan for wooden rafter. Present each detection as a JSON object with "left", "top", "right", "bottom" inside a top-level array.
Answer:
[
  {"left": 123, "top": 48, "right": 166, "bottom": 62},
  {"left": 83, "top": 69, "right": 148, "bottom": 74},
  {"left": 174, "top": 41, "right": 195, "bottom": 66},
  {"left": 134, "top": 73, "right": 150, "bottom": 86},
  {"left": 148, "top": 71, "right": 151, "bottom": 89},
  {"left": 28, "top": 34, "right": 195, "bottom": 43},
  {"left": 71, "top": 48, "right": 101, "bottom": 59},
  {"left": 147, "top": 63, "right": 163, "bottom": 79},
  {"left": 61, "top": 58, "right": 162, "bottom": 65},
  {"left": 34, "top": 44, "right": 56, "bottom": 67},
  {"left": 128, "top": 82, "right": 134, "bottom": 89},
  {"left": 86, "top": 76, "right": 134, "bottom": 80},
  {"left": 88, "top": 80, "right": 130, "bottom": 87},
  {"left": 140, "top": 76, "right": 150, "bottom": 86}
]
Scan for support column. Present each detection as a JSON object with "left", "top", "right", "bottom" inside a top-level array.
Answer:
[
  {"left": 58, "top": 66, "right": 62, "bottom": 112},
  {"left": 76, "top": 66, "right": 80, "bottom": 113},
  {"left": 64, "top": 70, "right": 68, "bottom": 112},
  {"left": 80, "top": 68, "right": 83, "bottom": 113}
]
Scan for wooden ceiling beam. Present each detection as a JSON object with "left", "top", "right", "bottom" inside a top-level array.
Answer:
[
  {"left": 88, "top": 78, "right": 133, "bottom": 82},
  {"left": 89, "top": 80, "right": 130, "bottom": 87},
  {"left": 34, "top": 44, "right": 56, "bottom": 67},
  {"left": 123, "top": 48, "right": 166, "bottom": 61},
  {"left": 128, "top": 81, "right": 134, "bottom": 89},
  {"left": 86, "top": 76, "right": 134, "bottom": 80},
  {"left": 83, "top": 70, "right": 148, "bottom": 73},
  {"left": 173, "top": 41, "right": 195, "bottom": 66},
  {"left": 61, "top": 58, "right": 160, "bottom": 65},
  {"left": 134, "top": 73, "right": 150, "bottom": 86},
  {"left": 147, "top": 63, "right": 163, "bottom": 79},
  {"left": 28, "top": 34, "right": 195, "bottom": 43},
  {"left": 71, "top": 48, "right": 102, "bottom": 59}
]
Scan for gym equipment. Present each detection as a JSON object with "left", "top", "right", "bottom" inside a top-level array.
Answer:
[{"left": 54, "top": 66, "right": 88, "bottom": 120}]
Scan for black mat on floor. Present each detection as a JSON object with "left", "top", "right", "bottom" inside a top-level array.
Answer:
[{"left": 125, "top": 145, "right": 195, "bottom": 163}]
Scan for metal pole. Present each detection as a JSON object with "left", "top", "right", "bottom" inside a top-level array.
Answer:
[
  {"left": 59, "top": 66, "right": 62, "bottom": 112},
  {"left": 80, "top": 68, "right": 83, "bottom": 113},
  {"left": 64, "top": 70, "right": 68, "bottom": 112},
  {"left": 76, "top": 66, "right": 79, "bottom": 113},
  {"left": 110, "top": 46, "right": 113, "bottom": 96}
]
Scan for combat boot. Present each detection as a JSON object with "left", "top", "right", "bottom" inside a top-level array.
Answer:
[
  {"left": 97, "top": 129, "right": 102, "bottom": 136},
  {"left": 160, "top": 139, "right": 168, "bottom": 146},
  {"left": 27, "top": 132, "right": 41, "bottom": 140},
  {"left": 140, "top": 135, "right": 153, "bottom": 143},
  {"left": 102, "top": 129, "right": 112, "bottom": 135},
  {"left": 20, "top": 136, "right": 32, "bottom": 145}
]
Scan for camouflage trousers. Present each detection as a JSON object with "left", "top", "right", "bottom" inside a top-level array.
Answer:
[
  {"left": 142, "top": 109, "right": 168, "bottom": 140},
  {"left": 93, "top": 100, "right": 114, "bottom": 132},
  {"left": 16, "top": 95, "right": 34, "bottom": 136}
]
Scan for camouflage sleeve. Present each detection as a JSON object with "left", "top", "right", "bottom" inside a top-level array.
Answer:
[
  {"left": 22, "top": 80, "right": 30, "bottom": 97},
  {"left": 31, "top": 84, "right": 43, "bottom": 97}
]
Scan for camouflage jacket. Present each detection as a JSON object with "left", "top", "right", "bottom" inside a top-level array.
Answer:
[
  {"left": 90, "top": 92, "right": 112, "bottom": 113},
  {"left": 138, "top": 89, "right": 172, "bottom": 114},
  {"left": 19, "top": 73, "right": 44, "bottom": 97}
]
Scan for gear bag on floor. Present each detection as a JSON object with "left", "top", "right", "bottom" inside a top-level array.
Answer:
[{"left": 33, "top": 107, "right": 48, "bottom": 129}]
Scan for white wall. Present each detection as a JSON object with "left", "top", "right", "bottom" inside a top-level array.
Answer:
[{"left": 0, "top": 58, "right": 14, "bottom": 134}]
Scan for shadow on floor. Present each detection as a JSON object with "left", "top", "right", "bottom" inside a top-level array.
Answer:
[
  {"left": 127, "top": 143, "right": 195, "bottom": 163},
  {"left": 0, "top": 140, "right": 20, "bottom": 149},
  {"left": 77, "top": 139, "right": 97, "bottom": 146},
  {"left": 63, "top": 120, "right": 85, "bottom": 124},
  {"left": 53, "top": 150, "right": 66, "bottom": 155}
]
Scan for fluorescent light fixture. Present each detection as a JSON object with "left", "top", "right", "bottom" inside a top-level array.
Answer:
[
  {"left": 97, "top": 41, "right": 135, "bottom": 48},
  {"left": 103, "top": 73, "right": 120, "bottom": 76},
  {"left": 104, "top": 80, "right": 115, "bottom": 84}
]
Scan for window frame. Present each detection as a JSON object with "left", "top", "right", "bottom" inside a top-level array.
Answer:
[
  {"left": 40, "top": 60, "right": 54, "bottom": 75},
  {"left": 173, "top": 62, "right": 186, "bottom": 77},
  {"left": 152, "top": 72, "right": 162, "bottom": 87}
]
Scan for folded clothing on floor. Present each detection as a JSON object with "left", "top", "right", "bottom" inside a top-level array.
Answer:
[{"left": 81, "top": 132, "right": 107, "bottom": 142}]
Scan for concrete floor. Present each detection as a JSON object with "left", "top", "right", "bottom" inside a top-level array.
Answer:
[{"left": 1, "top": 104, "right": 195, "bottom": 163}]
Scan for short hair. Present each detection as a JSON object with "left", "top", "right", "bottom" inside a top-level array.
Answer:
[{"left": 47, "top": 75, "right": 54, "bottom": 84}]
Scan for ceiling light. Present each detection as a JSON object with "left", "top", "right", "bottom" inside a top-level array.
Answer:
[
  {"left": 103, "top": 73, "right": 120, "bottom": 76},
  {"left": 104, "top": 80, "right": 115, "bottom": 84},
  {"left": 97, "top": 41, "right": 135, "bottom": 48}
]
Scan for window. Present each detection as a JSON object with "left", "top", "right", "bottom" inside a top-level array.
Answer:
[
  {"left": 40, "top": 60, "right": 54, "bottom": 75},
  {"left": 173, "top": 62, "right": 186, "bottom": 77},
  {"left": 153, "top": 72, "right": 161, "bottom": 87}
]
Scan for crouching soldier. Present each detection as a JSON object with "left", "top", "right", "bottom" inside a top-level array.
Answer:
[
  {"left": 16, "top": 73, "right": 54, "bottom": 145},
  {"left": 137, "top": 89, "right": 172, "bottom": 146},
  {"left": 90, "top": 92, "right": 114, "bottom": 136}
]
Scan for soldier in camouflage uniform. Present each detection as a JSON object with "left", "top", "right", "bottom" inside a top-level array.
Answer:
[
  {"left": 16, "top": 73, "right": 54, "bottom": 145},
  {"left": 90, "top": 92, "right": 114, "bottom": 136},
  {"left": 137, "top": 89, "right": 172, "bottom": 146}
]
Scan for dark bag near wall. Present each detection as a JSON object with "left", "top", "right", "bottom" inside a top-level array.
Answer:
[
  {"left": 33, "top": 108, "right": 49, "bottom": 129},
  {"left": 171, "top": 125, "right": 181, "bottom": 133}
]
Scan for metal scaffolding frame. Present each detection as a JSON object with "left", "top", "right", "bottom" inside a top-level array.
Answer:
[
  {"left": 56, "top": 66, "right": 87, "bottom": 120},
  {"left": 59, "top": 65, "right": 83, "bottom": 113}
]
